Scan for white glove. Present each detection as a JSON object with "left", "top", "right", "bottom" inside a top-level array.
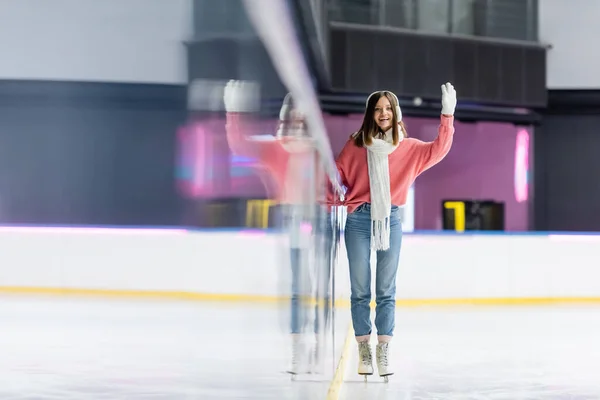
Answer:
[
  {"left": 441, "top": 82, "right": 457, "bottom": 116},
  {"left": 223, "top": 80, "right": 260, "bottom": 113}
]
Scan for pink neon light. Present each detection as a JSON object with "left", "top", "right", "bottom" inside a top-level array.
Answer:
[
  {"left": 176, "top": 126, "right": 194, "bottom": 198},
  {"left": 514, "top": 129, "right": 529, "bottom": 203},
  {"left": 176, "top": 124, "right": 210, "bottom": 198},
  {"left": 192, "top": 125, "right": 207, "bottom": 197},
  {"left": 0, "top": 227, "right": 188, "bottom": 235}
]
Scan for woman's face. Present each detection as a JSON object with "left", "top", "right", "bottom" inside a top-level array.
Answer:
[{"left": 373, "top": 95, "right": 393, "bottom": 132}]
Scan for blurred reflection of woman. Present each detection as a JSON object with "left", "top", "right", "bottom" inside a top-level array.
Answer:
[{"left": 223, "top": 81, "right": 334, "bottom": 375}]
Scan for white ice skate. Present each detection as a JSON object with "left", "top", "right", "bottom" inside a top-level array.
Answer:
[
  {"left": 376, "top": 342, "right": 393, "bottom": 383},
  {"left": 357, "top": 341, "right": 374, "bottom": 381}
]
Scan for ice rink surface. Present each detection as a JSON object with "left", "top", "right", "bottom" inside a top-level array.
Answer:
[
  {"left": 341, "top": 306, "right": 600, "bottom": 400},
  {"left": 2, "top": 296, "right": 600, "bottom": 399},
  {"left": 0, "top": 295, "right": 345, "bottom": 399}
]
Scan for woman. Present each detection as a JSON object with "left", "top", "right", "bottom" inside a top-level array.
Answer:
[{"left": 334, "top": 83, "right": 457, "bottom": 379}]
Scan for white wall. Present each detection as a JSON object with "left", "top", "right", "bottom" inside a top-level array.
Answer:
[
  {"left": 539, "top": 0, "right": 600, "bottom": 89},
  {"left": 0, "top": 0, "right": 192, "bottom": 84},
  {"left": 1, "top": 228, "right": 600, "bottom": 302}
]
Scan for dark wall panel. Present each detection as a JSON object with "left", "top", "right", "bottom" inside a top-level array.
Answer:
[
  {"left": 374, "top": 32, "right": 405, "bottom": 92},
  {"left": 499, "top": 46, "right": 524, "bottom": 104},
  {"left": 476, "top": 44, "right": 501, "bottom": 100},
  {"left": 426, "top": 38, "right": 455, "bottom": 95},
  {"left": 329, "top": 23, "right": 547, "bottom": 108},
  {"left": 0, "top": 81, "right": 186, "bottom": 226},
  {"left": 523, "top": 48, "right": 547, "bottom": 106},
  {"left": 402, "top": 34, "right": 429, "bottom": 96},
  {"left": 346, "top": 30, "right": 376, "bottom": 92},
  {"left": 330, "top": 28, "right": 348, "bottom": 89},
  {"left": 534, "top": 112, "right": 600, "bottom": 231},
  {"left": 452, "top": 40, "right": 477, "bottom": 100}
]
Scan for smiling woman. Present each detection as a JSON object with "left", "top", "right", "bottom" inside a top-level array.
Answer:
[{"left": 329, "top": 83, "right": 457, "bottom": 381}]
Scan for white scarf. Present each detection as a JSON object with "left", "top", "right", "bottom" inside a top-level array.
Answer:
[{"left": 365, "top": 128, "right": 401, "bottom": 251}]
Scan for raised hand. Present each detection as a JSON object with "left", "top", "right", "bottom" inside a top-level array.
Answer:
[
  {"left": 441, "top": 82, "right": 457, "bottom": 116},
  {"left": 223, "top": 80, "right": 260, "bottom": 113}
]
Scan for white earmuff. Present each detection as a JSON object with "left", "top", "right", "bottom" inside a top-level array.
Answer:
[{"left": 366, "top": 90, "right": 402, "bottom": 121}]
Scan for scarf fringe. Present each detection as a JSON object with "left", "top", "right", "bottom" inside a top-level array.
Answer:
[{"left": 371, "top": 216, "right": 391, "bottom": 251}]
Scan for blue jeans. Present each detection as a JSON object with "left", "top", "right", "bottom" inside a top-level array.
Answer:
[{"left": 344, "top": 203, "right": 402, "bottom": 338}]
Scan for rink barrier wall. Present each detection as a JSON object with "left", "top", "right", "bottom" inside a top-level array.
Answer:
[{"left": 2, "top": 227, "right": 600, "bottom": 306}]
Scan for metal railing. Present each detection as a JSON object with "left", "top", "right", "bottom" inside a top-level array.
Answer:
[{"left": 326, "top": 0, "right": 538, "bottom": 42}]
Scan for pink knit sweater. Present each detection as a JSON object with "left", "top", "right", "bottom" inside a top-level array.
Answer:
[{"left": 334, "top": 115, "right": 455, "bottom": 213}]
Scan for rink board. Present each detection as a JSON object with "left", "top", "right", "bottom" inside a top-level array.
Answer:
[{"left": 0, "top": 227, "right": 600, "bottom": 305}]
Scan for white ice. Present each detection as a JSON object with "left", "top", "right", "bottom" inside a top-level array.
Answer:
[
  {"left": 3, "top": 296, "right": 600, "bottom": 399},
  {"left": 0, "top": 296, "right": 342, "bottom": 399},
  {"left": 341, "top": 306, "right": 600, "bottom": 399}
]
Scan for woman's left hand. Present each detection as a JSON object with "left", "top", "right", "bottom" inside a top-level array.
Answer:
[{"left": 441, "top": 82, "right": 457, "bottom": 116}]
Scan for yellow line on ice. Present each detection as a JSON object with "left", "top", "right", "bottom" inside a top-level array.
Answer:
[
  {"left": 2, "top": 287, "right": 600, "bottom": 307},
  {"left": 0, "top": 286, "right": 284, "bottom": 303},
  {"left": 326, "top": 323, "right": 354, "bottom": 400}
]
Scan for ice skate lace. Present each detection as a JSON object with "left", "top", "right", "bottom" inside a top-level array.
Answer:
[
  {"left": 378, "top": 344, "right": 388, "bottom": 366},
  {"left": 358, "top": 343, "right": 372, "bottom": 364}
]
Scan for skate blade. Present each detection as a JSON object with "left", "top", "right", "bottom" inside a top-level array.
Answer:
[
  {"left": 357, "top": 372, "right": 373, "bottom": 383},
  {"left": 346, "top": 379, "right": 389, "bottom": 384},
  {"left": 347, "top": 374, "right": 391, "bottom": 384}
]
